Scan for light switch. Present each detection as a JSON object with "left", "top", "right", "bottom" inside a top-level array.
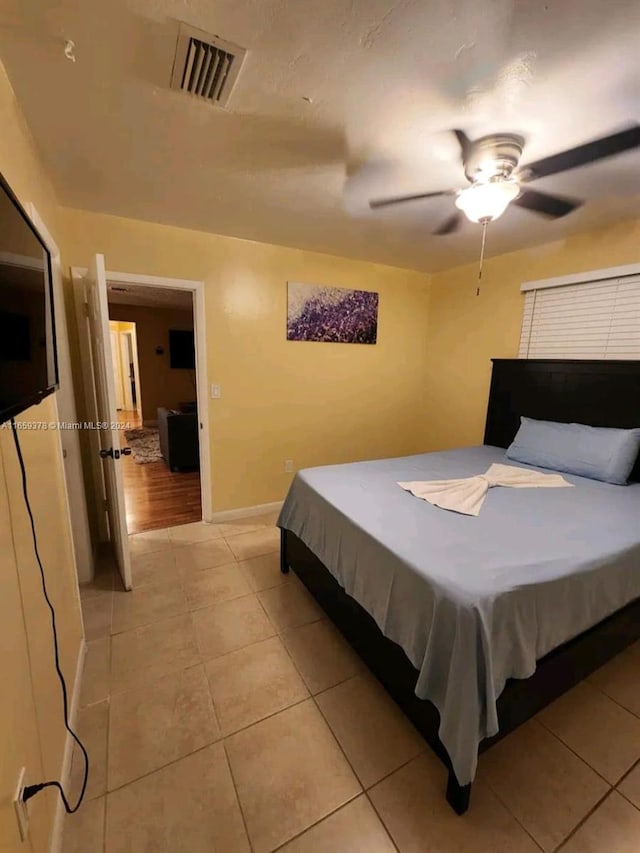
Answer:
[{"left": 211, "top": 384, "right": 221, "bottom": 399}]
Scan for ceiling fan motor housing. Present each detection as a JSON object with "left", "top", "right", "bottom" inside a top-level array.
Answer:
[{"left": 464, "top": 134, "right": 525, "bottom": 183}]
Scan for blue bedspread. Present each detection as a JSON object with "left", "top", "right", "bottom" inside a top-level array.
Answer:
[{"left": 277, "top": 445, "right": 640, "bottom": 785}]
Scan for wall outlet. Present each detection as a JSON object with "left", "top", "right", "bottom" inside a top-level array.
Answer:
[
  {"left": 211, "top": 384, "right": 221, "bottom": 399},
  {"left": 284, "top": 459, "right": 294, "bottom": 473},
  {"left": 13, "top": 767, "right": 29, "bottom": 842}
]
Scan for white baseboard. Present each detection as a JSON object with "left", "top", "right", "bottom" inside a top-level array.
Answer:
[
  {"left": 208, "top": 500, "right": 283, "bottom": 523},
  {"left": 49, "top": 639, "right": 86, "bottom": 853}
]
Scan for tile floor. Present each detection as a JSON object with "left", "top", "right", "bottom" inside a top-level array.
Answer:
[{"left": 64, "top": 513, "right": 640, "bottom": 852}]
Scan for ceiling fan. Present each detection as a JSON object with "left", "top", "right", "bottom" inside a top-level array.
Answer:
[{"left": 369, "top": 125, "right": 640, "bottom": 235}]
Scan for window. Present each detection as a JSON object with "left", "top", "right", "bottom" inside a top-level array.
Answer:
[{"left": 519, "top": 273, "right": 640, "bottom": 359}]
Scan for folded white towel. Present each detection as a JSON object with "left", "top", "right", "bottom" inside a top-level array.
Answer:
[{"left": 398, "top": 463, "right": 573, "bottom": 516}]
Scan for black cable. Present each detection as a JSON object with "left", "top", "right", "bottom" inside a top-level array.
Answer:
[{"left": 10, "top": 418, "right": 89, "bottom": 813}]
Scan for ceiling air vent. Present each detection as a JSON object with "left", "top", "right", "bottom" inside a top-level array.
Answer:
[{"left": 170, "top": 23, "right": 247, "bottom": 108}]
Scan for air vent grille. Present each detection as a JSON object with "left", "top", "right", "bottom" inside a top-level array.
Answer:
[{"left": 170, "top": 24, "right": 246, "bottom": 107}]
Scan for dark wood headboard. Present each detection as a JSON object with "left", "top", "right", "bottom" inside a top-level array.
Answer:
[{"left": 484, "top": 359, "right": 640, "bottom": 481}]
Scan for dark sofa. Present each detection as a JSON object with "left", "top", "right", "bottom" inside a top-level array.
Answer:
[{"left": 157, "top": 407, "right": 200, "bottom": 472}]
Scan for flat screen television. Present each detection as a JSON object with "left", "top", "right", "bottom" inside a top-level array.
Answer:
[
  {"left": 169, "top": 328, "right": 195, "bottom": 369},
  {"left": 0, "top": 173, "right": 57, "bottom": 424}
]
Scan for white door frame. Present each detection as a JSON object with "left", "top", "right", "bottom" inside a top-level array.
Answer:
[
  {"left": 71, "top": 270, "right": 109, "bottom": 543},
  {"left": 71, "top": 267, "right": 212, "bottom": 524},
  {"left": 27, "top": 205, "right": 94, "bottom": 583}
]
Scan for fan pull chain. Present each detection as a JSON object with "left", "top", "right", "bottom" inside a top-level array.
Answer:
[{"left": 476, "top": 219, "right": 488, "bottom": 296}]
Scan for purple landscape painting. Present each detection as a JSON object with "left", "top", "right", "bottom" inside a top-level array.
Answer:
[{"left": 287, "top": 282, "right": 379, "bottom": 344}]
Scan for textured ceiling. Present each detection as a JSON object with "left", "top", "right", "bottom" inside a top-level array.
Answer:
[
  {"left": 1, "top": 0, "right": 639, "bottom": 272},
  {"left": 107, "top": 280, "right": 193, "bottom": 309}
]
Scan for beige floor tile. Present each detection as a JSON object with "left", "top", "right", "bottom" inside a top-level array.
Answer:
[
  {"left": 277, "top": 795, "right": 396, "bottom": 853},
  {"left": 538, "top": 681, "right": 640, "bottom": 783},
  {"left": 225, "top": 527, "right": 280, "bottom": 561},
  {"left": 105, "top": 744, "right": 250, "bottom": 853},
  {"left": 226, "top": 700, "right": 361, "bottom": 853},
  {"left": 217, "top": 520, "right": 266, "bottom": 538},
  {"left": 131, "top": 548, "right": 180, "bottom": 588},
  {"left": 111, "top": 582, "right": 187, "bottom": 634},
  {"left": 82, "top": 592, "right": 112, "bottom": 640},
  {"left": 316, "top": 674, "right": 424, "bottom": 788},
  {"left": 129, "top": 528, "right": 171, "bottom": 557},
  {"left": 369, "top": 753, "right": 540, "bottom": 853},
  {"left": 281, "top": 619, "right": 363, "bottom": 694},
  {"left": 111, "top": 614, "right": 200, "bottom": 694},
  {"left": 561, "top": 791, "right": 640, "bottom": 853},
  {"left": 258, "top": 579, "right": 323, "bottom": 632},
  {"left": 250, "top": 509, "right": 280, "bottom": 525},
  {"left": 618, "top": 762, "right": 640, "bottom": 808},
  {"left": 204, "top": 636, "right": 308, "bottom": 734},
  {"left": 217, "top": 511, "right": 279, "bottom": 539},
  {"left": 108, "top": 664, "right": 220, "bottom": 790},
  {"left": 479, "top": 720, "right": 609, "bottom": 852},
  {"left": 173, "top": 538, "right": 235, "bottom": 574},
  {"left": 80, "top": 637, "right": 110, "bottom": 708},
  {"left": 70, "top": 699, "right": 109, "bottom": 801},
  {"left": 589, "top": 643, "right": 640, "bottom": 717},
  {"left": 238, "top": 551, "right": 290, "bottom": 592},
  {"left": 168, "top": 520, "right": 224, "bottom": 545},
  {"left": 79, "top": 565, "right": 115, "bottom": 600},
  {"left": 183, "top": 563, "right": 251, "bottom": 611},
  {"left": 62, "top": 795, "right": 105, "bottom": 853},
  {"left": 192, "top": 594, "right": 275, "bottom": 660}
]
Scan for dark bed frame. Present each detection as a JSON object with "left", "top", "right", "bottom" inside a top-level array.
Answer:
[{"left": 280, "top": 359, "right": 640, "bottom": 814}]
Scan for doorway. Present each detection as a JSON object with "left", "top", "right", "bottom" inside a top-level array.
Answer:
[
  {"left": 72, "top": 261, "right": 212, "bottom": 587},
  {"left": 107, "top": 283, "right": 203, "bottom": 534},
  {"left": 109, "top": 320, "right": 142, "bottom": 433},
  {"left": 108, "top": 321, "right": 141, "bottom": 419}
]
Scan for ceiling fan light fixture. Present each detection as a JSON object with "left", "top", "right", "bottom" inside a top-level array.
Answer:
[{"left": 455, "top": 179, "right": 520, "bottom": 223}]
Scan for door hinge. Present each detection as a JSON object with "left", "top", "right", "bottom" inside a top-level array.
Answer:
[
  {"left": 83, "top": 302, "right": 90, "bottom": 317},
  {"left": 103, "top": 498, "right": 108, "bottom": 511}
]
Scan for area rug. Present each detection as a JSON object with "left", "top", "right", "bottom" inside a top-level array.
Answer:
[{"left": 124, "top": 428, "right": 163, "bottom": 464}]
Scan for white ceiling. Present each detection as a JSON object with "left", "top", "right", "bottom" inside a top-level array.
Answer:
[
  {"left": 107, "top": 280, "right": 193, "bottom": 309},
  {"left": 1, "top": 0, "right": 639, "bottom": 272}
]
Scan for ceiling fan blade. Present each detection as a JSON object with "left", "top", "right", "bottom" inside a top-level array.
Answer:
[
  {"left": 522, "top": 124, "right": 640, "bottom": 181},
  {"left": 369, "top": 190, "right": 451, "bottom": 209},
  {"left": 514, "top": 188, "right": 582, "bottom": 218},
  {"left": 452, "top": 129, "right": 472, "bottom": 160},
  {"left": 433, "top": 211, "right": 463, "bottom": 235}
]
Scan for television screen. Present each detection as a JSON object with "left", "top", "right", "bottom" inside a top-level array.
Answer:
[
  {"left": 0, "top": 173, "right": 57, "bottom": 423},
  {"left": 169, "top": 329, "right": 195, "bottom": 369}
]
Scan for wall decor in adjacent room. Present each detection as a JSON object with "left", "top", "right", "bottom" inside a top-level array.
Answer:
[{"left": 287, "top": 281, "right": 379, "bottom": 344}]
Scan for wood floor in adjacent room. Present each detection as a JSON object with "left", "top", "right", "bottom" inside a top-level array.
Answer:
[{"left": 118, "top": 409, "right": 202, "bottom": 534}]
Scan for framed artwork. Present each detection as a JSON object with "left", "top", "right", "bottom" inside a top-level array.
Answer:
[{"left": 287, "top": 282, "right": 379, "bottom": 344}]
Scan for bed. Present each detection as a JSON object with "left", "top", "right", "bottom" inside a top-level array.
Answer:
[{"left": 277, "top": 358, "right": 640, "bottom": 814}]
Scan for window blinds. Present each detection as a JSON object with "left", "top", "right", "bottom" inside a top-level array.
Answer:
[{"left": 519, "top": 275, "right": 640, "bottom": 359}]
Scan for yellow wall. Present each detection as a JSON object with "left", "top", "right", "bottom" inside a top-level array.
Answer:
[
  {"left": 0, "top": 63, "right": 83, "bottom": 853},
  {"left": 108, "top": 305, "right": 195, "bottom": 423},
  {"left": 60, "top": 207, "right": 432, "bottom": 511},
  {"left": 424, "top": 218, "right": 640, "bottom": 449}
]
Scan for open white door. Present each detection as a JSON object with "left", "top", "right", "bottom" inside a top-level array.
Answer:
[{"left": 85, "top": 254, "right": 132, "bottom": 590}]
